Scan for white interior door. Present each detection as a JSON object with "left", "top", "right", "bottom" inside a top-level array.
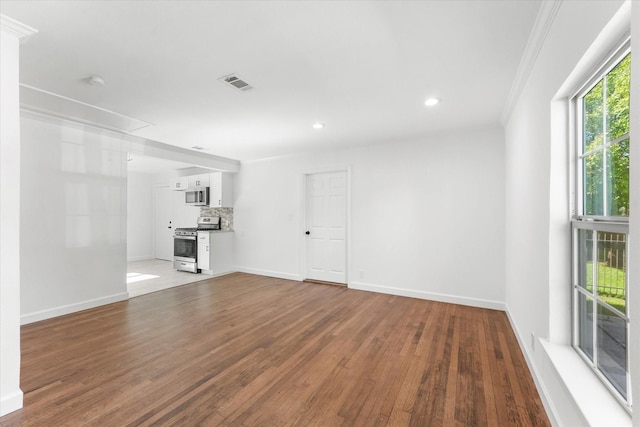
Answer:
[
  {"left": 305, "top": 171, "right": 347, "bottom": 283},
  {"left": 154, "top": 186, "right": 173, "bottom": 260}
]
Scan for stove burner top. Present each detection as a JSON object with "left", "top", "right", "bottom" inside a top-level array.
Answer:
[{"left": 174, "top": 223, "right": 221, "bottom": 237}]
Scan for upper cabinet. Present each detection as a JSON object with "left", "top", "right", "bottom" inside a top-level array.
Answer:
[
  {"left": 188, "top": 173, "right": 210, "bottom": 188},
  {"left": 209, "top": 172, "right": 233, "bottom": 207},
  {"left": 170, "top": 176, "right": 188, "bottom": 191},
  {"left": 171, "top": 172, "right": 233, "bottom": 207}
]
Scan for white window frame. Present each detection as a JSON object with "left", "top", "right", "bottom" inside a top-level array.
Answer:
[{"left": 571, "top": 39, "right": 631, "bottom": 412}]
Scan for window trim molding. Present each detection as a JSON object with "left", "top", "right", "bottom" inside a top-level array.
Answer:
[
  {"left": 570, "top": 40, "right": 632, "bottom": 411},
  {"left": 542, "top": 2, "right": 634, "bottom": 425}
]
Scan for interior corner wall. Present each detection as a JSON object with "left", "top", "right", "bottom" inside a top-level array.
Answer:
[
  {"left": 503, "top": 0, "right": 630, "bottom": 425},
  {"left": 127, "top": 171, "right": 153, "bottom": 261},
  {"left": 234, "top": 125, "right": 506, "bottom": 309},
  {"left": 19, "top": 114, "right": 129, "bottom": 325}
]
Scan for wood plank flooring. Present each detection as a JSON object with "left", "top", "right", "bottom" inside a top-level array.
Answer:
[{"left": 0, "top": 273, "right": 549, "bottom": 426}]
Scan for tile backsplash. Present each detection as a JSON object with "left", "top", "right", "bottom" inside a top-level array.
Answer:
[{"left": 199, "top": 207, "right": 233, "bottom": 231}]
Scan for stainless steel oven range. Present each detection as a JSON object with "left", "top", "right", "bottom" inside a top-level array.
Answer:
[
  {"left": 173, "top": 216, "right": 221, "bottom": 273},
  {"left": 173, "top": 228, "right": 199, "bottom": 273}
]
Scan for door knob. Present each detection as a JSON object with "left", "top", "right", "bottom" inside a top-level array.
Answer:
[{"left": 305, "top": 231, "right": 310, "bottom": 235}]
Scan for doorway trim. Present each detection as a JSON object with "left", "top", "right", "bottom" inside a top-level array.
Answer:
[{"left": 300, "top": 165, "right": 352, "bottom": 287}]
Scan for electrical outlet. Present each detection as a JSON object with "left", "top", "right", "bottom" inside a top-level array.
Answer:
[{"left": 531, "top": 332, "right": 536, "bottom": 352}]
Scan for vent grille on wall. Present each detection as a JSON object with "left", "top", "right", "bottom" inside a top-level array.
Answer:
[{"left": 218, "top": 74, "right": 253, "bottom": 92}]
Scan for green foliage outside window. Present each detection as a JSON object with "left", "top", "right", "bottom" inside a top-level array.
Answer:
[{"left": 583, "top": 54, "right": 630, "bottom": 217}]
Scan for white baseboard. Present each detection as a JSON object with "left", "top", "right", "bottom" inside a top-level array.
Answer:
[
  {"left": 127, "top": 255, "right": 154, "bottom": 262},
  {"left": 504, "top": 307, "right": 559, "bottom": 427},
  {"left": 0, "top": 389, "right": 23, "bottom": 417},
  {"left": 348, "top": 281, "right": 506, "bottom": 311},
  {"left": 21, "top": 292, "right": 130, "bottom": 325},
  {"left": 200, "top": 269, "right": 236, "bottom": 278},
  {"left": 235, "top": 266, "right": 302, "bottom": 282}
]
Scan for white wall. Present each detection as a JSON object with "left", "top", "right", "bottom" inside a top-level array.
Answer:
[
  {"left": 19, "top": 114, "right": 129, "bottom": 324},
  {"left": 127, "top": 171, "right": 153, "bottom": 261},
  {"left": 504, "top": 1, "right": 636, "bottom": 425},
  {"left": 0, "top": 15, "right": 32, "bottom": 417},
  {"left": 235, "top": 125, "right": 506, "bottom": 309}
]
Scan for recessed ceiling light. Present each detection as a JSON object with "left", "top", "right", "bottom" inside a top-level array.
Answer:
[
  {"left": 313, "top": 122, "right": 325, "bottom": 129},
  {"left": 424, "top": 97, "right": 440, "bottom": 107}
]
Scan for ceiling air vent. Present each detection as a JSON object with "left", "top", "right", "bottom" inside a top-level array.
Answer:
[{"left": 218, "top": 73, "right": 253, "bottom": 92}]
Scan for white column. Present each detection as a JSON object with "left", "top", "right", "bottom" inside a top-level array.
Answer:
[{"left": 0, "top": 15, "right": 37, "bottom": 417}]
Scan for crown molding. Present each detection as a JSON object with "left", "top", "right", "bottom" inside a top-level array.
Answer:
[
  {"left": 500, "top": 0, "right": 562, "bottom": 126},
  {"left": 0, "top": 14, "right": 38, "bottom": 43}
]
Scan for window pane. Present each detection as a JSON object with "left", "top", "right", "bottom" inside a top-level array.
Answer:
[
  {"left": 574, "top": 48, "right": 631, "bottom": 408},
  {"left": 606, "top": 138, "right": 630, "bottom": 217},
  {"left": 606, "top": 54, "right": 630, "bottom": 141},
  {"left": 583, "top": 80, "right": 603, "bottom": 152},
  {"left": 583, "top": 152, "right": 603, "bottom": 216},
  {"left": 577, "top": 229, "right": 594, "bottom": 291},
  {"left": 596, "top": 304, "right": 627, "bottom": 399},
  {"left": 577, "top": 293, "right": 594, "bottom": 361},
  {"left": 596, "top": 231, "right": 626, "bottom": 314}
]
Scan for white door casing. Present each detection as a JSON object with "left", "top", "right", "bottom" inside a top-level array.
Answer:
[
  {"left": 154, "top": 185, "right": 173, "bottom": 260},
  {"left": 305, "top": 171, "right": 347, "bottom": 284}
]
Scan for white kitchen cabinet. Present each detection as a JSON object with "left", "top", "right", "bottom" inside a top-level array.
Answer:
[
  {"left": 209, "top": 172, "right": 234, "bottom": 207},
  {"left": 188, "top": 173, "right": 210, "bottom": 188},
  {"left": 197, "top": 232, "right": 211, "bottom": 270},
  {"left": 197, "top": 231, "right": 234, "bottom": 275},
  {"left": 170, "top": 176, "right": 188, "bottom": 191}
]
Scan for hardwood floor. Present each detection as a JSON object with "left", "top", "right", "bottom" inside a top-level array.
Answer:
[{"left": 1, "top": 273, "right": 549, "bottom": 426}]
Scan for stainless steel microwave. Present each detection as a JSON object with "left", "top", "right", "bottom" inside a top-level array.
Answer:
[{"left": 185, "top": 187, "right": 209, "bottom": 206}]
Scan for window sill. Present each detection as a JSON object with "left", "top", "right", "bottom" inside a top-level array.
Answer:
[{"left": 540, "top": 339, "right": 631, "bottom": 426}]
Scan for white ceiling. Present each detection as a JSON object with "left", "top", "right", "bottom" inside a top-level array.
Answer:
[{"left": 2, "top": 1, "right": 541, "bottom": 162}]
